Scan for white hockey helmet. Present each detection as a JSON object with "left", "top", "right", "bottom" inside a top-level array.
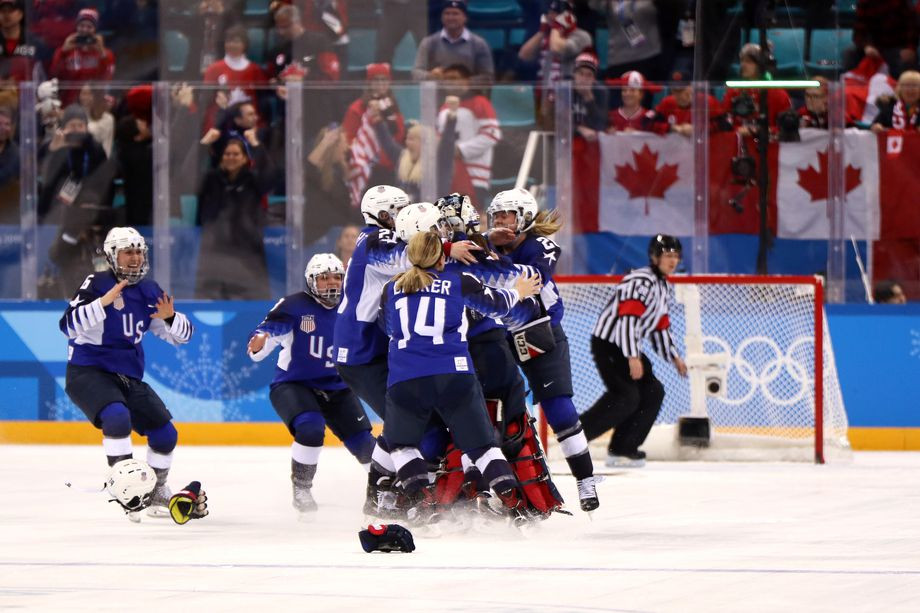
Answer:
[
  {"left": 105, "top": 459, "right": 157, "bottom": 512},
  {"left": 487, "top": 188, "right": 538, "bottom": 233},
  {"left": 304, "top": 253, "right": 345, "bottom": 309},
  {"left": 103, "top": 227, "right": 149, "bottom": 284},
  {"left": 360, "top": 185, "right": 411, "bottom": 228},
  {"left": 395, "top": 202, "right": 451, "bottom": 242},
  {"left": 436, "top": 192, "right": 481, "bottom": 237}
]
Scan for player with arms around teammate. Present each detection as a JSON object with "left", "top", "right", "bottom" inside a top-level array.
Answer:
[
  {"left": 60, "top": 227, "right": 194, "bottom": 519},
  {"left": 487, "top": 188, "right": 600, "bottom": 511},
  {"left": 579, "top": 235, "right": 688, "bottom": 467},
  {"left": 380, "top": 230, "right": 543, "bottom": 521},
  {"left": 248, "top": 254, "right": 376, "bottom": 519}
]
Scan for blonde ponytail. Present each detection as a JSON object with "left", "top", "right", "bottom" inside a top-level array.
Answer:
[
  {"left": 528, "top": 209, "right": 563, "bottom": 237},
  {"left": 393, "top": 231, "right": 443, "bottom": 294}
]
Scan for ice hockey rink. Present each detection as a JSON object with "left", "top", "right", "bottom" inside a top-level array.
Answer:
[{"left": 2, "top": 445, "right": 919, "bottom": 612}]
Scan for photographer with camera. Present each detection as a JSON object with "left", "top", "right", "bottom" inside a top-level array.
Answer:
[
  {"left": 722, "top": 42, "right": 791, "bottom": 137},
  {"left": 49, "top": 8, "right": 114, "bottom": 105},
  {"left": 578, "top": 234, "right": 688, "bottom": 468}
]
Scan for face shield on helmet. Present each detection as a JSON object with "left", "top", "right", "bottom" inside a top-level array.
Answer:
[
  {"left": 487, "top": 188, "right": 538, "bottom": 233},
  {"left": 360, "top": 185, "right": 411, "bottom": 229},
  {"left": 103, "top": 227, "right": 149, "bottom": 284},
  {"left": 106, "top": 459, "right": 157, "bottom": 512},
  {"left": 304, "top": 253, "right": 345, "bottom": 308},
  {"left": 395, "top": 202, "right": 452, "bottom": 243}
]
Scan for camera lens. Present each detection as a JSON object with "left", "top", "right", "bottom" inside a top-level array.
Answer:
[{"left": 706, "top": 377, "right": 721, "bottom": 395}]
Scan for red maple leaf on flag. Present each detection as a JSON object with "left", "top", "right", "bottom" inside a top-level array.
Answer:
[
  {"left": 796, "top": 148, "right": 862, "bottom": 202},
  {"left": 614, "top": 144, "right": 680, "bottom": 214}
]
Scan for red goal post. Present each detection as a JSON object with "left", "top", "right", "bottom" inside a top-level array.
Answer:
[{"left": 539, "top": 274, "right": 850, "bottom": 464}]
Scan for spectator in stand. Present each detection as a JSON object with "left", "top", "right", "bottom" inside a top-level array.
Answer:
[
  {"left": 376, "top": 0, "right": 427, "bottom": 69},
  {"left": 115, "top": 85, "right": 154, "bottom": 227},
  {"left": 606, "top": 71, "right": 657, "bottom": 133},
  {"left": 77, "top": 84, "right": 114, "bottom": 157},
  {"left": 722, "top": 42, "right": 792, "bottom": 135},
  {"left": 0, "top": 104, "right": 18, "bottom": 223},
  {"left": 30, "top": 0, "right": 78, "bottom": 51},
  {"left": 844, "top": 0, "right": 918, "bottom": 79},
  {"left": 196, "top": 138, "right": 272, "bottom": 299},
  {"left": 342, "top": 63, "right": 406, "bottom": 206},
  {"left": 303, "top": 124, "right": 366, "bottom": 244},
  {"left": 590, "top": 0, "right": 665, "bottom": 81},
  {"left": 1, "top": 0, "right": 45, "bottom": 83},
  {"left": 102, "top": 0, "right": 158, "bottom": 81},
  {"left": 201, "top": 99, "right": 269, "bottom": 169},
  {"left": 296, "top": 0, "right": 349, "bottom": 69},
  {"left": 799, "top": 77, "right": 829, "bottom": 129},
  {"left": 571, "top": 51, "right": 605, "bottom": 234},
  {"left": 436, "top": 63, "right": 501, "bottom": 210},
  {"left": 49, "top": 9, "right": 115, "bottom": 105},
  {"left": 202, "top": 25, "right": 268, "bottom": 131},
  {"left": 413, "top": 0, "right": 494, "bottom": 87},
  {"left": 518, "top": 0, "right": 591, "bottom": 123},
  {"left": 874, "top": 280, "right": 908, "bottom": 304},
  {"left": 652, "top": 68, "right": 724, "bottom": 136},
  {"left": 871, "top": 70, "right": 920, "bottom": 133},
  {"left": 335, "top": 223, "right": 360, "bottom": 267}
]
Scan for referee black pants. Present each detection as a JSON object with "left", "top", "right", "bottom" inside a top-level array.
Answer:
[{"left": 579, "top": 336, "right": 665, "bottom": 456}]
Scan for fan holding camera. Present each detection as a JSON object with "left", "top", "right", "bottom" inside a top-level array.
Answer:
[
  {"left": 722, "top": 42, "right": 791, "bottom": 137},
  {"left": 49, "top": 8, "right": 114, "bottom": 105}
]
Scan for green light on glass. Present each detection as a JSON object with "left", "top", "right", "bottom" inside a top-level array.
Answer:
[{"left": 725, "top": 80, "right": 822, "bottom": 89}]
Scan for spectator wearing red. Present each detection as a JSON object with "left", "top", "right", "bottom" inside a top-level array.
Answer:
[
  {"left": 1, "top": 0, "right": 43, "bottom": 82},
  {"left": 203, "top": 25, "right": 267, "bottom": 108},
  {"left": 798, "top": 77, "right": 829, "bottom": 129},
  {"left": 342, "top": 63, "right": 405, "bottom": 146},
  {"left": 606, "top": 71, "right": 657, "bottom": 133},
  {"left": 49, "top": 8, "right": 115, "bottom": 104},
  {"left": 871, "top": 70, "right": 920, "bottom": 132},
  {"left": 844, "top": 0, "right": 918, "bottom": 78},
  {"left": 571, "top": 51, "right": 605, "bottom": 234},
  {"left": 518, "top": 1, "right": 592, "bottom": 85},
  {"left": 722, "top": 42, "right": 792, "bottom": 135},
  {"left": 653, "top": 68, "right": 723, "bottom": 136}
]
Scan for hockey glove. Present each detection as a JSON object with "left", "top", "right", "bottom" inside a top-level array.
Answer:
[
  {"left": 358, "top": 524, "right": 416, "bottom": 553},
  {"left": 168, "top": 481, "right": 209, "bottom": 525}
]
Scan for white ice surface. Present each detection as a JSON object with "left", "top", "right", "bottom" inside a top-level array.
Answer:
[{"left": 2, "top": 445, "right": 919, "bottom": 612}]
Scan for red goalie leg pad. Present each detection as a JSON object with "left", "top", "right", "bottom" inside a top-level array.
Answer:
[
  {"left": 433, "top": 445, "right": 466, "bottom": 506},
  {"left": 505, "top": 416, "right": 566, "bottom": 515}
]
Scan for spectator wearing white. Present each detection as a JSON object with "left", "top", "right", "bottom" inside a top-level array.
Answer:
[{"left": 412, "top": 0, "right": 494, "bottom": 87}]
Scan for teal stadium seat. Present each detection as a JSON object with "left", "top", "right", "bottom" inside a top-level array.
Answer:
[
  {"left": 392, "top": 32, "right": 417, "bottom": 75},
  {"left": 749, "top": 28, "right": 806, "bottom": 76},
  {"left": 164, "top": 30, "right": 189, "bottom": 74},
  {"left": 392, "top": 86, "right": 420, "bottom": 122},
  {"left": 466, "top": 0, "right": 522, "bottom": 22},
  {"left": 491, "top": 84, "right": 535, "bottom": 128},
  {"left": 472, "top": 28, "right": 506, "bottom": 53},
  {"left": 244, "top": 0, "right": 270, "bottom": 17},
  {"left": 348, "top": 28, "right": 377, "bottom": 77},
  {"left": 246, "top": 27, "right": 267, "bottom": 65},
  {"left": 594, "top": 28, "right": 608, "bottom": 71},
  {"left": 807, "top": 29, "right": 852, "bottom": 76}
]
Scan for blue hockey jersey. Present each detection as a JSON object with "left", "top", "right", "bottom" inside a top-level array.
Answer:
[
  {"left": 59, "top": 271, "right": 193, "bottom": 380},
  {"left": 503, "top": 233, "right": 565, "bottom": 326},
  {"left": 248, "top": 291, "right": 345, "bottom": 390},
  {"left": 333, "top": 226, "right": 409, "bottom": 366},
  {"left": 381, "top": 268, "right": 521, "bottom": 387}
]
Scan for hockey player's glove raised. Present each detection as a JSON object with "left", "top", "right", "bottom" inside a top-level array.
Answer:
[
  {"left": 358, "top": 524, "right": 415, "bottom": 553},
  {"left": 168, "top": 481, "right": 209, "bottom": 525}
]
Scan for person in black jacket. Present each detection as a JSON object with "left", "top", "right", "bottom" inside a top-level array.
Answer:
[{"left": 195, "top": 137, "right": 272, "bottom": 299}]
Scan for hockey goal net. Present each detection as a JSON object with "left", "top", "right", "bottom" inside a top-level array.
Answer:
[{"left": 541, "top": 275, "right": 850, "bottom": 464}]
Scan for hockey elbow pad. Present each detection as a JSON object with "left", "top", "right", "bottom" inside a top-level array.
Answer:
[
  {"left": 168, "top": 481, "right": 209, "bottom": 525},
  {"left": 358, "top": 524, "right": 416, "bottom": 553}
]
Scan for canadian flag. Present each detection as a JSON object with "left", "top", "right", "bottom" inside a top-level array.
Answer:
[
  {"left": 776, "top": 128, "right": 879, "bottom": 240},
  {"left": 598, "top": 132, "right": 694, "bottom": 236}
]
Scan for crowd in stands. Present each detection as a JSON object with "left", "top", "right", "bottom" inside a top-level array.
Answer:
[{"left": 2, "top": 0, "right": 920, "bottom": 299}]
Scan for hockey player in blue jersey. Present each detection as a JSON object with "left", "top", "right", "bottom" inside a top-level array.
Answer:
[
  {"left": 380, "top": 230, "right": 543, "bottom": 523},
  {"left": 248, "top": 253, "right": 376, "bottom": 520},
  {"left": 333, "top": 185, "right": 482, "bottom": 516},
  {"left": 487, "top": 188, "right": 601, "bottom": 512},
  {"left": 60, "top": 227, "right": 195, "bottom": 520}
]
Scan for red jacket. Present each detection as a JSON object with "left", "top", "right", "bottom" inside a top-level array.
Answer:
[
  {"left": 722, "top": 87, "right": 792, "bottom": 128},
  {"left": 49, "top": 44, "right": 115, "bottom": 104}
]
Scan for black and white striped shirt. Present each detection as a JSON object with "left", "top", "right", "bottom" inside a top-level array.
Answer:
[{"left": 592, "top": 266, "right": 679, "bottom": 361}]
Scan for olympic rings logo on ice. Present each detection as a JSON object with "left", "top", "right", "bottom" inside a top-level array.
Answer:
[{"left": 703, "top": 335, "right": 814, "bottom": 406}]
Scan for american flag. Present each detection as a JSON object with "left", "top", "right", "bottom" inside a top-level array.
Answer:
[{"left": 347, "top": 110, "right": 381, "bottom": 208}]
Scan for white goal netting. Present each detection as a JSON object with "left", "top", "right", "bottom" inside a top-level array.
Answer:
[{"left": 546, "top": 277, "right": 851, "bottom": 463}]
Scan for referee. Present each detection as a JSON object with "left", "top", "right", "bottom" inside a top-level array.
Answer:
[{"left": 579, "top": 234, "right": 688, "bottom": 467}]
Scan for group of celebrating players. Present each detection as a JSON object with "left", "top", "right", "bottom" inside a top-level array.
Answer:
[{"left": 60, "top": 183, "right": 621, "bottom": 530}]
